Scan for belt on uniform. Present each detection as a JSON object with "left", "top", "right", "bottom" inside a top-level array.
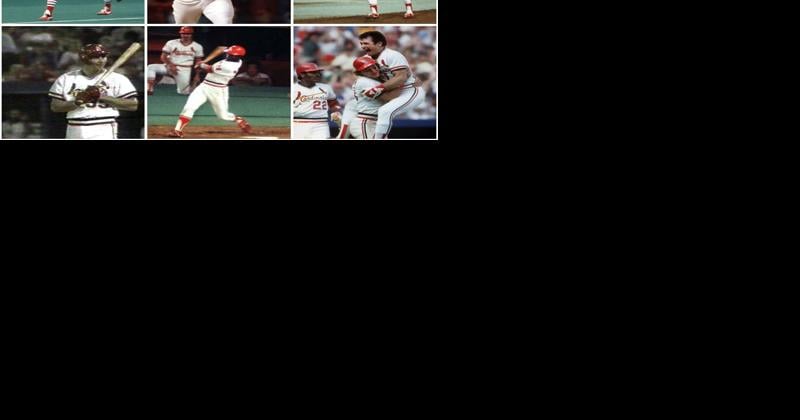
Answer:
[
  {"left": 67, "top": 117, "right": 116, "bottom": 126},
  {"left": 293, "top": 117, "right": 328, "bottom": 123},
  {"left": 203, "top": 80, "right": 228, "bottom": 88}
]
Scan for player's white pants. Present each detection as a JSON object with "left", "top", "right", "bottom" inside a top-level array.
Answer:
[
  {"left": 147, "top": 64, "right": 194, "bottom": 94},
  {"left": 293, "top": 120, "right": 331, "bottom": 139},
  {"left": 173, "top": 0, "right": 234, "bottom": 24},
  {"left": 66, "top": 122, "right": 118, "bottom": 139},
  {"left": 348, "top": 116, "right": 376, "bottom": 140},
  {"left": 180, "top": 82, "right": 236, "bottom": 121},
  {"left": 337, "top": 100, "right": 358, "bottom": 138},
  {"left": 375, "top": 86, "right": 425, "bottom": 138},
  {"left": 367, "top": 1, "right": 413, "bottom": 7}
]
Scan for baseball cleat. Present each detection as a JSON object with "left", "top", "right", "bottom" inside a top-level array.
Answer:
[
  {"left": 97, "top": 9, "right": 112, "bottom": 15},
  {"left": 236, "top": 117, "right": 252, "bottom": 134},
  {"left": 368, "top": 13, "right": 379, "bottom": 19},
  {"left": 39, "top": 13, "right": 53, "bottom": 21},
  {"left": 404, "top": 12, "right": 415, "bottom": 18},
  {"left": 167, "top": 130, "right": 184, "bottom": 138}
]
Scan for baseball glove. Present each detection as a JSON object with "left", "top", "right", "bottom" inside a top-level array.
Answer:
[{"left": 75, "top": 85, "right": 102, "bottom": 105}]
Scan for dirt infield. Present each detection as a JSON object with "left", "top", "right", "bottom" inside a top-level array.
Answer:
[
  {"left": 148, "top": 126, "right": 290, "bottom": 140},
  {"left": 296, "top": 10, "right": 436, "bottom": 24}
]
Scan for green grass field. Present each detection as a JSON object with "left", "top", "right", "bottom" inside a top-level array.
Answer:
[
  {"left": 147, "top": 85, "right": 290, "bottom": 127},
  {"left": 3, "top": 0, "right": 144, "bottom": 24}
]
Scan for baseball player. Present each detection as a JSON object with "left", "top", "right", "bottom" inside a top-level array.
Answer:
[
  {"left": 292, "top": 63, "right": 342, "bottom": 140},
  {"left": 39, "top": 0, "right": 121, "bottom": 21},
  {"left": 172, "top": 0, "right": 235, "bottom": 24},
  {"left": 340, "top": 56, "right": 403, "bottom": 139},
  {"left": 48, "top": 44, "right": 139, "bottom": 139},
  {"left": 367, "top": 0, "right": 415, "bottom": 19},
  {"left": 167, "top": 45, "right": 252, "bottom": 138},
  {"left": 358, "top": 31, "right": 425, "bottom": 139},
  {"left": 147, "top": 27, "right": 204, "bottom": 96}
]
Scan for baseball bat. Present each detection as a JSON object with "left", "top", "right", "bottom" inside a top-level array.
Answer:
[
  {"left": 200, "top": 46, "right": 227, "bottom": 65},
  {"left": 94, "top": 42, "right": 142, "bottom": 86}
]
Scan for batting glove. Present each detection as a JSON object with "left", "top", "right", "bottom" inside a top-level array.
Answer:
[
  {"left": 362, "top": 84, "right": 385, "bottom": 98},
  {"left": 330, "top": 112, "right": 342, "bottom": 124}
]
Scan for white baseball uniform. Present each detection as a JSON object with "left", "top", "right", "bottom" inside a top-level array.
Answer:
[
  {"left": 48, "top": 70, "right": 138, "bottom": 139},
  {"left": 173, "top": 0, "right": 234, "bottom": 24},
  {"left": 178, "top": 58, "right": 242, "bottom": 121},
  {"left": 367, "top": 1, "right": 414, "bottom": 15},
  {"left": 148, "top": 39, "right": 204, "bottom": 94},
  {"left": 292, "top": 82, "right": 336, "bottom": 139},
  {"left": 350, "top": 76, "right": 387, "bottom": 139},
  {"left": 372, "top": 47, "right": 425, "bottom": 138}
]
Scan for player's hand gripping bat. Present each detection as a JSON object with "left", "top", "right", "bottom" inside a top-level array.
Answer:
[
  {"left": 94, "top": 42, "right": 142, "bottom": 86},
  {"left": 195, "top": 46, "right": 227, "bottom": 70}
]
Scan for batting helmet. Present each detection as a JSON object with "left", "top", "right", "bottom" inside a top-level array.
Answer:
[
  {"left": 79, "top": 44, "right": 109, "bottom": 64},
  {"left": 225, "top": 45, "right": 246, "bottom": 57},
  {"left": 179, "top": 26, "right": 194, "bottom": 34},
  {"left": 296, "top": 63, "right": 323, "bottom": 74},
  {"left": 353, "top": 56, "right": 378, "bottom": 72}
]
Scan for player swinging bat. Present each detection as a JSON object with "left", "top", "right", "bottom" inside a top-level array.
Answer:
[
  {"left": 189, "top": 46, "right": 226, "bottom": 91},
  {"left": 48, "top": 43, "right": 140, "bottom": 140}
]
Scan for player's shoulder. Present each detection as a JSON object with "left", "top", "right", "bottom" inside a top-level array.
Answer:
[
  {"left": 354, "top": 76, "right": 377, "bottom": 87},
  {"left": 107, "top": 71, "right": 134, "bottom": 82},
  {"left": 316, "top": 83, "right": 334, "bottom": 91},
  {"left": 381, "top": 48, "right": 402, "bottom": 58}
]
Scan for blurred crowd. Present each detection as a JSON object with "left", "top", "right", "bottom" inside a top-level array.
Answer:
[
  {"left": 3, "top": 27, "right": 145, "bottom": 83},
  {"left": 295, "top": 26, "right": 437, "bottom": 120},
  {"left": 148, "top": 0, "right": 290, "bottom": 23}
]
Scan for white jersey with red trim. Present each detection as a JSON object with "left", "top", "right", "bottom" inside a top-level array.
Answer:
[
  {"left": 173, "top": 0, "right": 204, "bottom": 5},
  {"left": 292, "top": 82, "right": 336, "bottom": 119},
  {"left": 352, "top": 76, "right": 383, "bottom": 117},
  {"left": 374, "top": 47, "right": 416, "bottom": 87},
  {"left": 48, "top": 69, "right": 138, "bottom": 121},
  {"left": 163, "top": 39, "right": 204, "bottom": 67},
  {"left": 204, "top": 59, "right": 242, "bottom": 86}
]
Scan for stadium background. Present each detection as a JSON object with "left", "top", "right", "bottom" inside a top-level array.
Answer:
[
  {"left": 2, "top": 27, "right": 145, "bottom": 139},
  {"left": 295, "top": 26, "right": 437, "bottom": 139},
  {"left": 148, "top": 0, "right": 290, "bottom": 23}
]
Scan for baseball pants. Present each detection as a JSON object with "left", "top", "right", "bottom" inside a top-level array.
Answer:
[
  {"left": 66, "top": 122, "right": 118, "bottom": 139},
  {"left": 147, "top": 64, "right": 193, "bottom": 94},
  {"left": 180, "top": 82, "right": 236, "bottom": 120},
  {"left": 173, "top": 0, "right": 234, "bottom": 24},
  {"left": 293, "top": 121, "right": 331, "bottom": 139},
  {"left": 375, "top": 86, "right": 425, "bottom": 138}
]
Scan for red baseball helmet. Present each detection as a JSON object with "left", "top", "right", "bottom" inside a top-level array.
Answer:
[
  {"left": 296, "top": 63, "right": 323, "bottom": 74},
  {"left": 179, "top": 26, "right": 194, "bottom": 34},
  {"left": 353, "top": 56, "right": 377, "bottom": 72},
  {"left": 225, "top": 45, "right": 246, "bottom": 57}
]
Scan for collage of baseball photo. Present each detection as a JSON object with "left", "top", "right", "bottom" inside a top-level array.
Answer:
[{"left": 0, "top": 0, "right": 438, "bottom": 140}]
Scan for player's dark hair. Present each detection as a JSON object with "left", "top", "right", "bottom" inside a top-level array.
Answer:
[{"left": 359, "top": 31, "right": 386, "bottom": 47}]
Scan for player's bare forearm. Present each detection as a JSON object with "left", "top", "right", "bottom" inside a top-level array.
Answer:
[
  {"left": 377, "top": 88, "right": 403, "bottom": 103},
  {"left": 382, "top": 69, "right": 409, "bottom": 91},
  {"left": 99, "top": 97, "right": 139, "bottom": 111},
  {"left": 327, "top": 99, "right": 341, "bottom": 113},
  {"left": 50, "top": 99, "right": 79, "bottom": 113}
]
